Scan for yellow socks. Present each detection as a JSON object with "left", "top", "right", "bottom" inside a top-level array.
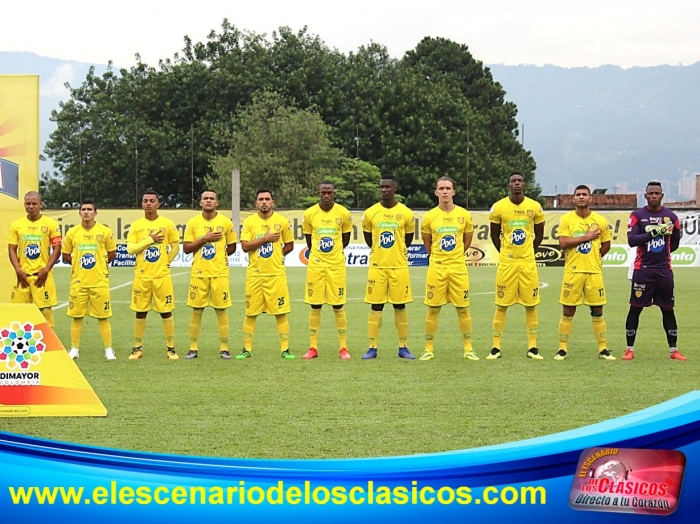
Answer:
[
  {"left": 134, "top": 317, "right": 146, "bottom": 348},
  {"left": 394, "top": 308, "right": 409, "bottom": 347},
  {"left": 189, "top": 308, "right": 203, "bottom": 350},
  {"left": 456, "top": 307, "right": 473, "bottom": 352},
  {"left": 424, "top": 307, "right": 440, "bottom": 352},
  {"left": 70, "top": 317, "right": 84, "bottom": 349},
  {"left": 242, "top": 315, "right": 257, "bottom": 352},
  {"left": 276, "top": 315, "right": 290, "bottom": 352},
  {"left": 162, "top": 315, "right": 175, "bottom": 349},
  {"left": 41, "top": 308, "right": 55, "bottom": 329},
  {"left": 592, "top": 315, "right": 607, "bottom": 352},
  {"left": 98, "top": 319, "right": 112, "bottom": 349},
  {"left": 525, "top": 307, "right": 538, "bottom": 348},
  {"left": 309, "top": 308, "right": 321, "bottom": 348},
  {"left": 368, "top": 310, "right": 382, "bottom": 348},
  {"left": 215, "top": 309, "right": 229, "bottom": 351},
  {"left": 558, "top": 316, "right": 574, "bottom": 351},
  {"left": 333, "top": 307, "right": 348, "bottom": 349},
  {"left": 492, "top": 306, "right": 507, "bottom": 349}
]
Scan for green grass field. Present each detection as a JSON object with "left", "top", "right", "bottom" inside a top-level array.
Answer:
[{"left": 1, "top": 266, "right": 698, "bottom": 459}]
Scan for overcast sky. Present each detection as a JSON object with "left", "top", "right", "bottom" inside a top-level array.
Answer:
[{"left": 2, "top": 0, "right": 699, "bottom": 68}]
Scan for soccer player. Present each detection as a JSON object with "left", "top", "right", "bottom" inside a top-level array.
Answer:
[
  {"left": 623, "top": 181, "right": 686, "bottom": 361},
  {"left": 8, "top": 191, "right": 62, "bottom": 328},
  {"left": 488, "top": 172, "right": 545, "bottom": 360},
  {"left": 236, "top": 190, "right": 295, "bottom": 360},
  {"left": 419, "top": 177, "right": 479, "bottom": 361},
  {"left": 183, "top": 190, "right": 237, "bottom": 360},
  {"left": 61, "top": 199, "right": 117, "bottom": 360},
  {"left": 302, "top": 181, "right": 353, "bottom": 360},
  {"left": 126, "top": 190, "right": 181, "bottom": 360},
  {"left": 555, "top": 185, "right": 614, "bottom": 361},
  {"left": 361, "top": 175, "right": 415, "bottom": 359}
]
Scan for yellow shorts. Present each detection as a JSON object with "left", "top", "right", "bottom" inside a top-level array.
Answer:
[
  {"left": 245, "top": 274, "right": 291, "bottom": 316},
  {"left": 495, "top": 263, "right": 540, "bottom": 307},
  {"left": 304, "top": 265, "right": 347, "bottom": 305},
  {"left": 187, "top": 276, "right": 231, "bottom": 309},
  {"left": 131, "top": 276, "right": 175, "bottom": 313},
  {"left": 559, "top": 271, "right": 606, "bottom": 307},
  {"left": 424, "top": 266, "right": 470, "bottom": 307},
  {"left": 67, "top": 285, "right": 112, "bottom": 319},
  {"left": 364, "top": 267, "right": 412, "bottom": 305},
  {"left": 11, "top": 274, "right": 57, "bottom": 309}
]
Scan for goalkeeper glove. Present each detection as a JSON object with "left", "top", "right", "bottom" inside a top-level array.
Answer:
[
  {"left": 658, "top": 222, "right": 674, "bottom": 236},
  {"left": 645, "top": 224, "right": 662, "bottom": 237}
]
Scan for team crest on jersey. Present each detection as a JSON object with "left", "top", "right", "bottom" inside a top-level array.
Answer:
[
  {"left": 274, "top": 224, "right": 281, "bottom": 231},
  {"left": 498, "top": 291, "right": 505, "bottom": 298},
  {"left": 395, "top": 214, "right": 403, "bottom": 221},
  {"left": 190, "top": 292, "right": 196, "bottom": 300},
  {"left": 217, "top": 226, "right": 224, "bottom": 233},
  {"left": 427, "top": 291, "right": 433, "bottom": 299},
  {"left": 527, "top": 210, "right": 534, "bottom": 218},
  {"left": 335, "top": 218, "right": 342, "bottom": 225},
  {"left": 458, "top": 217, "right": 464, "bottom": 224},
  {"left": 564, "top": 290, "right": 570, "bottom": 298},
  {"left": 307, "top": 289, "right": 313, "bottom": 297},
  {"left": 635, "top": 290, "right": 643, "bottom": 298},
  {"left": 41, "top": 226, "right": 48, "bottom": 233},
  {"left": 367, "top": 287, "right": 373, "bottom": 294},
  {"left": 96, "top": 235, "right": 103, "bottom": 242}
]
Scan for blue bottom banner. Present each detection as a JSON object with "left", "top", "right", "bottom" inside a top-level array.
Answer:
[{"left": 2, "top": 392, "right": 700, "bottom": 522}]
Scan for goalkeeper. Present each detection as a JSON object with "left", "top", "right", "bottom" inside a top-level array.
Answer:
[{"left": 623, "top": 181, "right": 685, "bottom": 361}]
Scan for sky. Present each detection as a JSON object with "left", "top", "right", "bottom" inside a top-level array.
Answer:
[{"left": 2, "top": 0, "right": 700, "bottom": 68}]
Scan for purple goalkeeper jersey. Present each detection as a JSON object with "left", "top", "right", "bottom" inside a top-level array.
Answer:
[{"left": 627, "top": 206, "right": 681, "bottom": 270}]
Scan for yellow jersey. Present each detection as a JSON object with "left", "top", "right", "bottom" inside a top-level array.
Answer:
[
  {"left": 421, "top": 206, "right": 474, "bottom": 267},
  {"left": 8, "top": 215, "right": 62, "bottom": 274},
  {"left": 184, "top": 213, "right": 237, "bottom": 278},
  {"left": 558, "top": 210, "right": 611, "bottom": 273},
  {"left": 489, "top": 196, "right": 545, "bottom": 264},
  {"left": 362, "top": 202, "right": 414, "bottom": 268},
  {"left": 62, "top": 223, "right": 116, "bottom": 288},
  {"left": 127, "top": 215, "right": 181, "bottom": 279},
  {"left": 241, "top": 212, "right": 293, "bottom": 276},
  {"left": 302, "top": 203, "right": 352, "bottom": 267}
]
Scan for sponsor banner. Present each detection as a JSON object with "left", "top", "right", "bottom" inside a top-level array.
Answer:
[
  {"left": 602, "top": 245, "right": 700, "bottom": 267},
  {"left": 2, "top": 392, "right": 700, "bottom": 521},
  {"left": 0, "top": 304, "right": 107, "bottom": 417},
  {"left": 1, "top": 75, "right": 40, "bottom": 302}
]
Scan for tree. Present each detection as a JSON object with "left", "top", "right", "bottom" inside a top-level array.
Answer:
[{"left": 207, "top": 92, "right": 342, "bottom": 208}]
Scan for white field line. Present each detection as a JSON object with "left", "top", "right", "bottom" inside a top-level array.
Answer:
[{"left": 54, "top": 271, "right": 190, "bottom": 310}]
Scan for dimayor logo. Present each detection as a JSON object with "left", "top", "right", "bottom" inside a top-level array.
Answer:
[
  {"left": 510, "top": 229, "right": 526, "bottom": 246},
  {"left": 603, "top": 247, "right": 629, "bottom": 265},
  {"left": 258, "top": 242, "right": 274, "bottom": 258},
  {"left": 80, "top": 253, "right": 96, "bottom": 269},
  {"left": 0, "top": 158, "right": 20, "bottom": 200},
  {"left": 201, "top": 243, "right": 216, "bottom": 260},
  {"left": 379, "top": 231, "right": 396, "bottom": 248},
  {"left": 318, "top": 236, "right": 334, "bottom": 253},
  {"left": 0, "top": 321, "right": 46, "bottom": 371},
  {"left": 24, "top": 243, "right": 41, "bottom": 260},
  {"left": 440, "top": 235, "right": 457, "bottom": 252},
  {"left": 144, "top": 246, "right": 160, "bottom": 262}
]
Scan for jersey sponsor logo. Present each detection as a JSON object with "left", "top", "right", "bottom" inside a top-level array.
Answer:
[
  {"left": 24, "top": 244, "right": 41, "bottom": 260},
  {"left": 511, "top": 229, "right": 527, "bottom": 245},
  {"left": 508, "top": 219, "right": 529, "bottom": 227},
  {"left": 379, "top": 231, "right": 396, "bottom": 248},
  {"left": 318, "top": 236, "right": 334, "bottom": 253},
  {"left": 577, "top": 241, "right": 592, "bottom": 254},
  {"left": 201, "top": 243, "right": 216, "bottom": 260},
  {"left": 647, "top": 237, "right": 665, "bottom": 253},
  {"left": 436, "top": 226, "right": 458, "bottom": 234},
  {"left": 258, "top": 242, "right": 274, "bottom": 258},
  {"left": 80, "top": 253, "right": 96, "bottom": 269},
  {"left": 377, "top": 221, "right": 398, "bottom": 229},
  {"left": 144, "top": 245, "right": 160, "bottom": 262},
  {"left": 440, "top": 235, "right": 456, "bottom": 252}
]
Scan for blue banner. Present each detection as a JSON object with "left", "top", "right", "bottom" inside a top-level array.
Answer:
[{"left": 2, "top": 392, "right": 700, "bottom": 522}]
